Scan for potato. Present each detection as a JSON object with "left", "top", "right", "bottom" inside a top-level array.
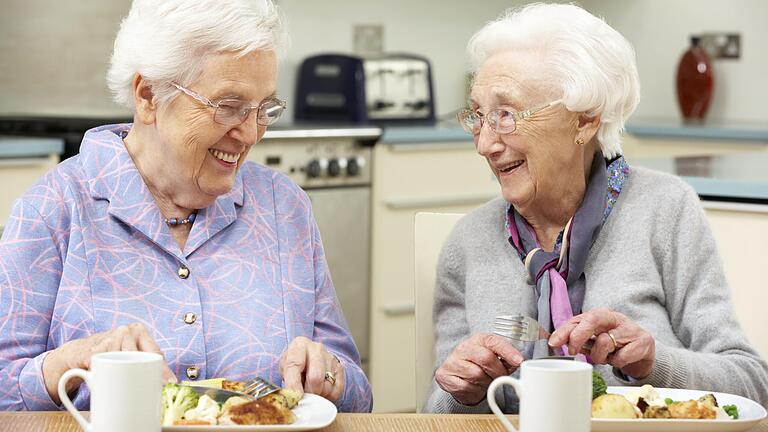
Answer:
[{"left": 592, "top": 394, "right": 639, "bottom": 419}]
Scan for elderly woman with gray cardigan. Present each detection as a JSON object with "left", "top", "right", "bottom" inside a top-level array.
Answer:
[{"left": 424, "top": 3, "right": 768, "bottom": 413}]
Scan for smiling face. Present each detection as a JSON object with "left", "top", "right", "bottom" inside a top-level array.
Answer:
[
  {"left": 471, "top": 49, "right": 592, "bottom": 214},
  {"left": 146, "top": 49, "right": 278, "bottom": 207}
]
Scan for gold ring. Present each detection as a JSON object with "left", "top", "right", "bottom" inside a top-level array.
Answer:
[
  {"left": 607, "top": 331, "right": 619, "bottom": 352},
  {"left": 324, "top": 371, "right": 336, "bottom": 386}
]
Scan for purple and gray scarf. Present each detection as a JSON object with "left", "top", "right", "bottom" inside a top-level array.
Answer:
[{"left": 506, "top": 152, "right": 630, "bottom": 359}]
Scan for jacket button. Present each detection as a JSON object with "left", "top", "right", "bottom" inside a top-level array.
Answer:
[
  {"left": 183, "top": 312, "right": 197, "bottom": 324},
  {"left": 186, "top": 366, "right": 199, "bottom": 380},
  {"left": 178, "top": 266, "right": 190, "bottom": 279}
]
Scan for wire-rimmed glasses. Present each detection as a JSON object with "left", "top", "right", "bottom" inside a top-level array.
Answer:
[
  {"left": 171, "top": 82, "right": 286, "bottom": 127},
  {"left": 457, "top": 99, "right": 562, "bottom": 135}
]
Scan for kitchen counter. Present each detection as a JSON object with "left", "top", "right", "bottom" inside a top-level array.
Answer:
[
  {"left": 631, "top": 152, "right": 768, "bottom": 204},
  {"left": 0, "top": 136, "right": 64, "bottom": 157},
  {"left": 380, "top": 118, "right": 768, "bottom": 144},
  {"left": 627, "top": 118, "right": 768, "bottom": 142}
]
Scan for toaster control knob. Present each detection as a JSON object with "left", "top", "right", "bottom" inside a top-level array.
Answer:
[
  {"left": 327, "top": 159, "right": 341, "bottom": 177},
  {"left": 373, "top": 100, "right": 395, "bottom": 111},
  {"left": 347, "top": 157, "right": 360, "bottom": 176},
  {"left": 306, "top": 160, "right": 322, "bottom": 178}
]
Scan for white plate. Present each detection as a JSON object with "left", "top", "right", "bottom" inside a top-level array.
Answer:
[
  {"left": 591, "top": 387, "right": 767, "bottom": 432},
  {"left": 163, "top": 393, "right": 338, "bottom": 432}
]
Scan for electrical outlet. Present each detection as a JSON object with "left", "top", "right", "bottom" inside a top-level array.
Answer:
[
  {"left": 353, "top": 24, "right": 384, "bottom": 58},
  {"left": 697, "top": 33, "right": 740, "bottom": 59}
]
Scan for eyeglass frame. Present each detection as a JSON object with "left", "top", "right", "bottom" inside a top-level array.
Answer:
[
  {"left": 457, "top": 99, "right": 563, "bottom": 136},
  {"left": 171, "top": 82, "right": 287, "bottom": 126}
]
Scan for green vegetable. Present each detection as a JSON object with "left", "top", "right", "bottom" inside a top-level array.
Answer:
[
  {"left": 664, "top": 397, "right": 674, "bottom": 406},
  {"left": 723, "top": 404, "right": 739, "bottom": 419},
  {"left": 161, "top": 384, "right": 200, "bottom": 426},
  {"left": 592, "top": 370, "right": 607, "bottom": 400}
]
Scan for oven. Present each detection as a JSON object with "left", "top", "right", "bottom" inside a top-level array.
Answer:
[{"left": 249, "top": 126, "right": 381, "bottom": 372}]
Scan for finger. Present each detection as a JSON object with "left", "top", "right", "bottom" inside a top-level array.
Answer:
[
  {"left": 474, "top": 334, "right": 524, "bottom": 368},
  {"left": 320, "top": 351, "right": 334, "bottom": 398},
  {"left": 435, "top": 373, "right": 486, "bottom": 406},
  {"left": 589, "top": 332, "right": 615, "bottom": 364},
  {"left": 121, "top": 335, "right": 139, "bottom": 352},
  {"left": 566, "top": 310, "right": 618, "bottom": 355},
  {"left": 280, "top": 341, "right": 307, "bottom": 394},
  {"left": 304, "top": 343, "right": 326, "bottom": 395},
  {"left": 456, "top": 342, "right": 514, "bottom": 379},
  {"left": 548, "top": 316, "right": 581, "bottom": 347},
  {"left": 610, "top": 337, "right": 651, "bottom": 370},
  {"left": 132, "top": 324, "right": 164, "bottom": 355},
  {"left": 445, "top": 358, "right": 493, "bottom": 388},
  {"left": 329, "top": 357, "right": 344, "bottom": 401}
]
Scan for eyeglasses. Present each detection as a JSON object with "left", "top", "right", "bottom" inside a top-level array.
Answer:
[
  {"left": 171, "top": 82, "right": 286, "bottom": 127},
  {"left": 457, "top": 99, "right": 562, "bottom": 135}
]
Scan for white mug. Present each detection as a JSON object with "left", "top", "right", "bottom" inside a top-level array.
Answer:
[
  {"left": 58, "top": 351, "right": 163, "bottom": 432},
  {"left": 487, "top": 359, "right": 592, "bottom": 432}
]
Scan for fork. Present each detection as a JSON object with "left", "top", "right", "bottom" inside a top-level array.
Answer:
[
  {"left": 242, "top": 376, "right": 281, "bottom": 399},
  {"left": 493, "top": 315, "right": 594, "bottom": 353}
]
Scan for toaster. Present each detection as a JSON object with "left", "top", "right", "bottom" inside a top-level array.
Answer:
[{"left": 294, "top": 53, "right": 435, "bottom": 124}]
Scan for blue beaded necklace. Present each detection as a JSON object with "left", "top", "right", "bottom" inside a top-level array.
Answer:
[{"left": 165, "top": 213, "right": 196, "bottom": 227}]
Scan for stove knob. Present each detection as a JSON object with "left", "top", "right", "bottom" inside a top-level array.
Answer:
[
  {"left": 306, "top": 159, "right": 321, "bottom": 178},
  {"left": 327, "top": 158, "right": 341, "bottom": 177},
  {"left": 347, "top": 157, "right": 360, "bottom": 176}
]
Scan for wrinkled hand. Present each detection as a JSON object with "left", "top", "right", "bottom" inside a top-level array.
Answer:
[
  {"left": 435, "top": 333, "right": 523, "bottom": 406},
  {"left": 279, "top": 336, "right": 344, "bottom": 402},
  {"left": 549, "top": 308, "right": 655, "bottom": 379},
  {"left": 43, "top": 323, "right": 176, "bottom": 404}
]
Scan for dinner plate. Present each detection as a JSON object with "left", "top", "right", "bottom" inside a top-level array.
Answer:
[
  {"left": 591, "top": 387, "right": 767, "bottom": 432},
  {"left": 162, "top": 393, "right": 338, "bottom": 432}
]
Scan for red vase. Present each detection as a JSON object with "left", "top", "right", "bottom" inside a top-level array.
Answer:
[{"left": 676, "top": 37, "right": 714, "bottom": 122}]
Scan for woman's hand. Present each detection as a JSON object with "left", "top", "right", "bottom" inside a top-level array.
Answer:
[
  {"left": 279, "top": 336, "right": 344, "bottom": 402},
  {"left": 435, "top": 333, "right": 523, "bottom": 406},
  {"left": 42, "top": 323, "right": 176, "bottom": 404},
  {"left": 549, "top": 308, "right": 655, "bottom": 379}
]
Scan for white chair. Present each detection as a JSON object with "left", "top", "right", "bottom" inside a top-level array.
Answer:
[{"left": 414, "top": 212, "right": 464, "bottom": 412}]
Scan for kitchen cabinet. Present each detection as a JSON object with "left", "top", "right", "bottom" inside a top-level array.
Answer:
[
  {"left": 704, "top": 203, "right": 768, "bottom": 361},
  {"left": 368, "top": 139, "right": 498, "bottom": 412},
  {"left": 0, "top": 138, "right": 63, "bottom": 231}
]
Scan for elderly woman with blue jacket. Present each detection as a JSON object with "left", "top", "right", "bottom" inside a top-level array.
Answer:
[
  {"left": 425, "top": 3, "right": 768, "bottom": 413},
  {"left": 0, "top": 0, "right": 371, "bottom": 412}
]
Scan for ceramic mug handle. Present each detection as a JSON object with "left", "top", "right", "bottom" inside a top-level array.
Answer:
[
  {"left": 487, "top": 376, "right": 523, "bottom": 432},
  {"left": 58, "top": 368, "right": 92, "bottom": 432}
]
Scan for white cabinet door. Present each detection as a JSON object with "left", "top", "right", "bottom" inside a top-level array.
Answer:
[
  {"left": 705, "top": 203, "right": 768, "bottom": 361},
  {"left": 0, "top": 154, "right": 60, "bottom": 231},
  {"left": 369, "top": 142, "right": 498, "bottom": 412}
]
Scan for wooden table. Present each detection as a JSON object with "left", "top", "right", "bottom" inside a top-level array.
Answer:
[{"left": 1, "top": 412, "right": 767, "bottom": 431}]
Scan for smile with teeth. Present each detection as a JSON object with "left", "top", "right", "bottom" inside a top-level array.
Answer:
[
  {"left": 499, "top": 160, "right": 524, "bottom": 173},
  {"left": 209, "top": 149, "right": 240, "bottom": 164}
]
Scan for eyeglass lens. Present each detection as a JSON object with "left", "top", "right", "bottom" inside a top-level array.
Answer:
[{"left": 214, "top": 100, "right": 284, "bottom": 126}]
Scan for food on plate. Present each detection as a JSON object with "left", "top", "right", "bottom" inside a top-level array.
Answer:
[
  {"left": 161, "top": 384, "right": 201, "bottom": 426},
  {"left": 592, "top": 370, "right": 607, "bottom": 400},
  {"left": 592, "top": 394, "right": 639, "bottom": 419},
  {"left": 219, "top": 398, "right": 295, "bottom": 425},
  {"left": 590, "top": 383, "right": 740, "bottom": 421},
  {"left": 160, "top": 380, "right": 303, "bottom": 426}
]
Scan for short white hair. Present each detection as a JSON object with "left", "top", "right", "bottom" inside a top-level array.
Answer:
[
  {"left": 468, "top": 3, "right": 640, "bottom": 159},
  {"left": 107, "top": 0, "right": 288, "bottom": 109}
]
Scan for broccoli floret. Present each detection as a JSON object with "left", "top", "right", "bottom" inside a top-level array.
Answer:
[
  {"left": 592, "top": 370, "right": 607, "bottom": 400},
  {"left": 723, "top": 404, "right": 739, "bottom": 419},
  {"left": 161, "top": 384, "right": 200, "bottom": 426},
  {"left": 664, "top": 397, "right": 674, "bottom": 406}
]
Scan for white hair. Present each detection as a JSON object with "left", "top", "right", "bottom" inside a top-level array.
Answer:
[
  {"left": 468, "top": 3, "right": 640, "bottom": 159},
  {"left": 107, "top": 0, "right": 288, "bottom": 109}
]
